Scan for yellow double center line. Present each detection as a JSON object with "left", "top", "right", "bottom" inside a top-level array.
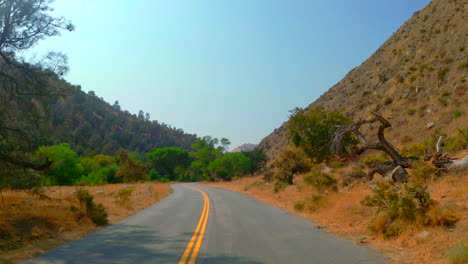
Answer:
[{"left": 178, "top": 186, "right": 210, "bottom": 264}]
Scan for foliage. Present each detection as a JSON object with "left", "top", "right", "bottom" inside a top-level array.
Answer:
[
  {"left": 146, "top": 147, "right": 191, "bottom": 181},
  {"left": 116, "top": 149, "right": 148, "bottom": 182},
  {"left": 207, "top": 153, "right": 251, "bottom": 181},
  {"left": 244, "top": 180, "right": 263, "bottom": 191},
  {"left": 303, "top": 170, "right": 338, "bottom": 193},
  {"left": 286, "top": 107, "right": 356, "bottom": 163},
  {"left": 359, "top": 154, "right": 389, "bottom": 168},
  {"left": 75, "top": 190, "right": 108, "bottom": 225},
  {"left": 271, "top": 147, "right": 311, "bottom": 185},
  {"left": 424, "top": 128, "right": 468, "bottom": 154},
  {"left": 445, "top": 242, "right": 468, "bottom": 264},
  {"left": 360, "top": 181, "right": 458, "bottom": 238},
  {"left": 294, "top": 200, "right": 305, "bottom": 211},
  {"left": 114, "top": 188, "right": 134, "bottom": 202},
  {"left": 0, "top": 0, "right": 74, "bottom": 173},
  {"left": 242, "top": 149, "right": 267, "bottom": 174},
  {"left": 409, "top": 161, "right": 437, "bottom": 188},
  {"left": 452, "top": 110, "right": 463, "bottom": 119},
  {"left": 401, "top": 143, "right": 427, "bottom": 157},
  {"left": 35, "top": 143, "right": 84, "bottom": 185}
]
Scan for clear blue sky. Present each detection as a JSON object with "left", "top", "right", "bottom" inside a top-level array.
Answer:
[{"left": 32, "top": 0, "right": 431, "bottom": 149}]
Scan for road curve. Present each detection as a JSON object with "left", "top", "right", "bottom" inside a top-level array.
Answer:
[{"left": 25, "top": 183, "right": 385, "bottom": 264}]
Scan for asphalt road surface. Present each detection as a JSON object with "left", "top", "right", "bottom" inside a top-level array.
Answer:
[{"left": 25, "top": 183, "right": 385, "bottom": 264}]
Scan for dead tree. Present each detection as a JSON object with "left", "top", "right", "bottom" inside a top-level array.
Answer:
[{"left": 331, "top": 112, "right": 410, "bottom": 181}]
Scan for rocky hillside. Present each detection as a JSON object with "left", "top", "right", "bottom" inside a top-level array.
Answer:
[
  {"left": 259, "top": 0, "right": 468, "bottom": 160},
  {"left": 230, "top": 143, "right": 257, "bottom": 153}
]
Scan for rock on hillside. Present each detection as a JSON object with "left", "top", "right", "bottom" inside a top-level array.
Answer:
[
  {"left": 259, "top": 0, "right": 468, "bottom": 161},
  {"left": 230, "top": 143, "right": 257, "bottom": 153}
]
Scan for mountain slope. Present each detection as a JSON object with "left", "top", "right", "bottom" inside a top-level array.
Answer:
[
  {"left": 259, "top": 0, "right": 468, "bottom": 160},
  {"left": 36, "top": 83, "right": 197, "bottom": 155}
]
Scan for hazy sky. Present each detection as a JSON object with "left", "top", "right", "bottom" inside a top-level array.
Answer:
[{"left": 32, "top": 0, "right": 431, "bottom": 149}]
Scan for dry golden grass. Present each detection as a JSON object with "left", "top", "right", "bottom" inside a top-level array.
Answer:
[
  {"left": 0, "top": 182, "right": 170, "bottom": 264},
  {"left": 202, "top": 167, "right": 467, "bottom": 264}
]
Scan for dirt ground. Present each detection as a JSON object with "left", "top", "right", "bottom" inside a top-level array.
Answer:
[
  {"left": 0, "top": 182, "right": 170, "bottom": 264},
  {"left": 202, "top": 168, "right": 467, "bottom": 264}
]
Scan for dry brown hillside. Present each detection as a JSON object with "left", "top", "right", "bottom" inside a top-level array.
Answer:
[{"left": 259, "top": 0, "right": 468, "bottom": 160}]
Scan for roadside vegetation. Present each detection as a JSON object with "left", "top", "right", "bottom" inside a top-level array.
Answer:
[{"left": 206, "top": 107, "right": 467, "bottom": 264}]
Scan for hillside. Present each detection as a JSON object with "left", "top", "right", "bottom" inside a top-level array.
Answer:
[
  {"left": 40, "top": 83, "right": 197, "bottom": 155},
  {"left": 258, "top": 0, "right": 468, "bottom": 160}
]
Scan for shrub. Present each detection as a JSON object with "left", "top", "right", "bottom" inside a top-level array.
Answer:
[
  {"left": 452, "top": 110, "right": 463, "bottom": 119},
  {"left": 329, "top": 160, "right": 342, "bottom": 168},
  {"left": 273, "top": 181, "right": 288, "bottom": 193},
  {"left": 304, "top": 194, "right": 325, "bottom": 212},
  {"left": 293, "top": 200, "right": 305, "bottom": 211},
  {"left": 271, "top": 147, "right": 311, "bottom": 185},
  {"left": 303, "top": 171, "right": 337, "bottom": 193},
  {"left": 114, "top": 187, "right": 134, "bottom": 202},
  {"left": 410, "top": 161, "right": 437, "bottom": 188},
  {"left": 384, "top": 98, "right": 393, "bottom": 105},
  {"left": 243, "top": 180, "right": 263, "bottom": 191},
  {"left": 460, "top": 61, "right": 468, "bottom": 69},
  {"left": 427, "top": 205, "right": 461, "bottom": 227},
  {"left": 446, "top": 242, "right": 468, "bottom": 264},
  {"left": 438, "top": 68, "right": 449, "bottom": 83},
  {"left": 286, "top": 107, "right": 356, "bottom": 163},
  {"left": 439, "top": 97, "right": 448, "bottom": 106},
  {"left": 441, "top": 90, "right": 451, "bottom": 97},
  {"left": 406, "top": 109, "right": 416, "bottom": 116},
  {"left": 401, "top": 143, "right": 427, "bottom": 157},
  {"left": 348, "top": 167, "right": 366, "bottom": 180},
  {"left": 361, "top": 181, "right": 441, "bottom": 238},
  {"left": 75, "top": 190, "right": 108, "bottom": 225},
  {"left": 359, "top": 154, "right": 389, "bottom": 168},
  {"left": 443, "top": 57, "right": 454, "bottom": 64}
]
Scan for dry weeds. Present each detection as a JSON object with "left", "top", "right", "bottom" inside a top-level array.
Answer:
[
  {"left": 0, "top": 182, "right": 170, "bottom": 264},
  {"left": 202, "top": 168, "right": 467, "bottom": 264}
]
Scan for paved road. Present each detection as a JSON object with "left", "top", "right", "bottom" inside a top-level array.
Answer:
[{"left": 25, "top": 184, "right": 385, "bottom": 264}]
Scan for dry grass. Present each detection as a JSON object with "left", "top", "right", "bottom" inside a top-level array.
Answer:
[
  {"left": 0, "top": 182, "right": 170, "bottom": 264},
  {"left": 202, "top": 167, "right": 467, "bottom": 264}
]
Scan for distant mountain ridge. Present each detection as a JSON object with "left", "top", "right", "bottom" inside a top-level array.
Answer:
[{"left": 258, "top": 0, "right": 468, "bottom": 161}]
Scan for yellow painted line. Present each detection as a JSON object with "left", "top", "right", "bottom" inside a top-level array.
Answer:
[{"left": 179, "top": 186, "right": 210, "bottom": 264}]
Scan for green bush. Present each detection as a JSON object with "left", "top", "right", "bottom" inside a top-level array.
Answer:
[
  {"left": 438, "top": 68, "right": 449, "bottom": 83},
  {"left": 303, "top": 170, "right": 337, "bottom": 193},
  {"left": 401, "top": 143, "right": 427, "bottom": 157},
  {"left": 273, "top": 181, "right": 288, "bottom": 193},
  {"left": 349, "top": 167, "right": 366, "bottom": 179},
  {"left": 410, "top": 161, "right": 437, "bottom": 188},
  {"left": 439, "top": 97, "right": 448, "bottom": 106},
  {"left": 293, "top": 200, "right": 305, "bottom": 211},
  {"left": 114, "top": 187, "right": 134, "bottom": 202},
  {"left": 446, "top": 242, "right": 468, "bottom": 264},
  {"left": 406, "top": 109, "right": 416, "bottom": 116},
  {"left": 452, "top": 110, "right": 463, "bottom": 119},
  {"left": 286, "top": 107, "right": 356, "bottom": 163},
  {"left": 362, "top": 181, "right": 437, "bottom": 238},
  {"left": 359, "top": 154, "right": 389, "bottom": 168},
  {"left": 329, "top": 160, "right": 342, "bottom": 168},
  {"left": 304, "top": 194, "right": 325, "bottom": 212},
  {"left": 384, "top": 98, "right": 393, "bottom": 105},
  {"left": 271, "top": 147, "right": 311, "bottom": 185},
  {"left": 75, "top": 190, "right": 108, "bottom": 225}
]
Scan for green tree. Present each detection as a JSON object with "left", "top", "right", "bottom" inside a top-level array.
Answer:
[
  {"left": 0, "top": 0, "right": 74, "bottom": 171},
  {"left": 146, "top": 147, "right": 191, "bottom": 180},
  {"left": 207, "top": 153, "right": 251, "bottom": 181},
  {"left": 287, "top": 107, "right": 356, "bottom": 162},
  {"left": 36, "top": 143, "right": 84, "bottom": 185},
  {"left": 116, "top": 149, "right": 148, "bottom": 182},
  {"left": 242, "top": 149, "right": 267, "bottom": 175}
]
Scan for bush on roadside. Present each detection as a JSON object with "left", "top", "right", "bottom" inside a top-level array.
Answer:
[
  {"left": 114, "top": 188, "right": 134, "bottom": 202},
  {"left": 75, "top": 190, "right": 108, "bottom": 225},
  {"left": 445, "top": 242, "right": 468, "bottom": 264},
  {"left": 293, "top": 200, "right": 305, "bottom": 211},
  {"left": 303, "top": 170, "right": 337, "bottom": 193}
]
